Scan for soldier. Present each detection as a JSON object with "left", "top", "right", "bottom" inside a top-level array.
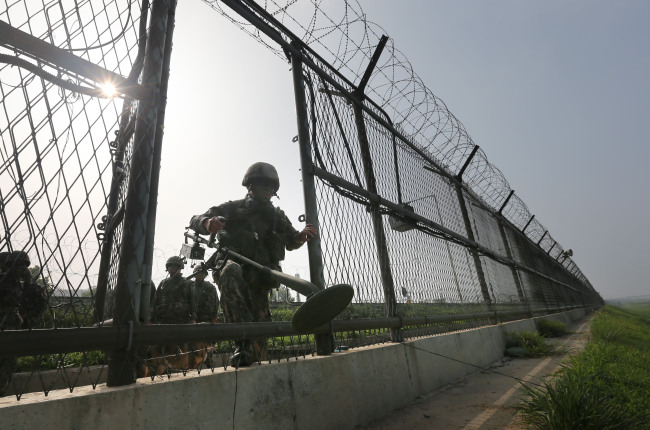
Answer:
[
  {"left": 189, "top": 162, "right": 317, "bottom": 367},
  {"left": 149, "top": 256, "right": 197, "bottom": 374},
  {"left": 193, "top": 265, "right": 219, "bottom": 324},
  {"left": 191, "top": 264, "right": 219, "bottom": 368},
  {"left": 0, "top": 251, "right": 47, "bottom": 396}
]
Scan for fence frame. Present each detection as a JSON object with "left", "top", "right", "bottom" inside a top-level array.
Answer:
[{"left": 0, "top": 0, "right": 601, "bottom": 395}]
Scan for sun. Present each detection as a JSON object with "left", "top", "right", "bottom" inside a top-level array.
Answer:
[{"left": 100, "top": 82, "right": 117, "bottom": 98}]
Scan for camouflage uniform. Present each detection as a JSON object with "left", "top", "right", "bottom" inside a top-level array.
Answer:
[
  {"left": 149, "top": 270, "right": 197, "bottom": 374},
  {"left": 0, "top": 251, "right": 47, "bottom": 396},
  {"left": 190, "top": 267, "right": 220, "bottom": 369},
  {"left": 190, "top": 194, "right": 305, "bottom": 363},
  {"left": 194, "top": 277, "right": 219, "bottom": 323},
  {"left": 151, "top": 272, "right": 197, "bottom": 324}
]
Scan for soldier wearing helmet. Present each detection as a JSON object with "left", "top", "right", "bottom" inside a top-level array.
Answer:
[
  {"left": 151, "top": 256, "right": 197, "bottom": 324},
  {"left": 148, "top": 256, "right": 198, "bottom": 375},
  {"left": 193, "top": 264, "right": 219, "bottom": 324},
  {"left": 189, "top": 162, "right": 317, "bottom": 367}
]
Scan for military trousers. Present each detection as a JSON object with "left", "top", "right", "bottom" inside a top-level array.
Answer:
[{"left": 216, "top": 260, "right": 272, "bottom": 362}]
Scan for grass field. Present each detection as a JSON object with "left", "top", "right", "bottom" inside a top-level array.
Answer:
[
  {"left": 517, "top": 305, "right": 650, "bottom": 429},
  {"left": 617, "top": 300, "right": 650, "bottom": 319}
]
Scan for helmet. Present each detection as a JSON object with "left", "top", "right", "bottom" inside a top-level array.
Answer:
[
  {"left": 166, "top": 256, "right": 184, "bottom": 269},
  {"left": 5, "top": 251, "right": 30, "bottom": 268},
  {"left": 241, "top": 162, "right": 280, "bottom": 192},
  {"left": 193, "top": 264, "right": 207, "bottom": 275}
]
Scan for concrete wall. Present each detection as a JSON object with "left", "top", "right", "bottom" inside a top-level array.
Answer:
[{"left": 0, "top": 309, "right": 590, "bottom": 430}]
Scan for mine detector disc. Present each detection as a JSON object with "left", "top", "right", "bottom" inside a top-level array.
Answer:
[{"left": 291, "top": 284, "right": 354, "bottom": 332}]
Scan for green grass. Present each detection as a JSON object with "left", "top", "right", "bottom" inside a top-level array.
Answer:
[
  {"left": 617, "top": 300, "right": 650, "bottom": 319},
  {"left": 536, "top": 318, "right": 571, "bottom": 338},
  {"left": 517, "top": 306, "right": 650, "bottom": 429},
  {"left": 505, "top": 330, "right": 563, "bottom": 358}
]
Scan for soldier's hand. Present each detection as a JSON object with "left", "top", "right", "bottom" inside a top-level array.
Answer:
[
  {"left": 204, "top": 216, "right": 226, "bottom": 234},
  {"left": 298, "top": 224, "right": 318, "bottom": 243}
]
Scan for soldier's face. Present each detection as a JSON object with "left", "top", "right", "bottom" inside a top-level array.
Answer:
[
  {"left": 13, "top": 261, "right": 29, "bottom": 276},
  {"left": 250, "top": 182, "right": 275, "bottom": 202},
  {"left": 196, "top": 273, "right": 207, "bottom": 281},
  {"left": 166, "top": 265, "right": 181, "bottom": 276}
]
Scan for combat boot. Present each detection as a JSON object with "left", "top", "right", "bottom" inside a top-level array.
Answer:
[{"left": 229, "top": 340, "right": 253, "bottom": 368}]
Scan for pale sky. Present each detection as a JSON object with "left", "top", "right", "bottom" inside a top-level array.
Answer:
[{"left": 153, "top": 0, "right": 650, "bottom": 301}]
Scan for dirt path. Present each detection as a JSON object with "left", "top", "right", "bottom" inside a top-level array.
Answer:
[{"left": 356, "top": 317, "right": 592, "bottom": 430}]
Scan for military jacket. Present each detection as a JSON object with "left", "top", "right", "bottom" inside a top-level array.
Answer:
[
  {"left": 152, "top": 272, "right": 197, "bottom": 324},
  {"left": 190, "top": 195, "right": 303, "bottom": 267},
  {"left": 194, "top": 279, "right": 219, "bottom": 322}
]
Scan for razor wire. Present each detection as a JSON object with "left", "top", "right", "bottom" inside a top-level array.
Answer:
[
  {"left": 0, "top": 0, "right": 601, "bottom": 400},
  {"left": 203, "top": 0, "right": 590, "bottom": 283}
]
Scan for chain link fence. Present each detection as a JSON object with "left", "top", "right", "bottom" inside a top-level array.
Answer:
[{"left": 1, "top": 0, "right": 601, "bottom": 401}]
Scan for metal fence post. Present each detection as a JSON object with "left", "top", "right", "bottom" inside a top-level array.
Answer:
[
  {"left": 290, "top": 42, "right": 332, "bottom": 354},
  {"left": 352, "top": 103, "right": 402, "bottom": 342},
  {"left": 347, "top": 36, "right": 401, "bottom": 342},
  {"left": 107, "top": 0, "right": 173, "bottom": 387},
  {"left": 497, "top": 219, "right": 529, "bottom": 314},
  {"left": 454, "top": 185, "right": 493, "bottom": 307},
  {"left": 142, "top": 1, "right": 177, "bottom": 325}
]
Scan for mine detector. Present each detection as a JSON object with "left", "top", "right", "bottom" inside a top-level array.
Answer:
[{"left": 181, "top": 226, "right": 353, "bottom": 331}]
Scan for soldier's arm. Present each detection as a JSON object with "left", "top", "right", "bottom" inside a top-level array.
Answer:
[
  {"left": 189, "top": 206, "right": 222, "bottom": 235},
  {"left": 277, "top": 209, "right": 317, "bottom": 251}
]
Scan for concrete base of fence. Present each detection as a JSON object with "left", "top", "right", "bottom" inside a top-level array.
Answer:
[{"left": 0, "top": 308, "right": 590, "bottom": 430}]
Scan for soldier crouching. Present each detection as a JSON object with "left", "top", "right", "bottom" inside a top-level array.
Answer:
[{"left": 189, "top": 162, "right": 317, "bottom": 367}]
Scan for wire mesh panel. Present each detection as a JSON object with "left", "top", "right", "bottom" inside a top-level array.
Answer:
[
  {"left": 0, "top": 0, "right": 147, "bottom": 397},
  {"left": 0, "top": 0, "right": 603, "bottom": 401}
]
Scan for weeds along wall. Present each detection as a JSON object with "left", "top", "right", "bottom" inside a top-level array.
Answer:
[{"left": 0, "top": 0, "right": 602, "bottom": 400}]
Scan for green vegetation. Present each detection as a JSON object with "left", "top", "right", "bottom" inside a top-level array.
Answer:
[
  {"left": 536, "top": 318, "right": 571, "bottom": 338},
  {"left": 505, "top": 330, "right": 563, "bottom": 358},
  {"left": 617, "top": 300, "right": 650, "bottom": 319},
  {"left": 17, "top": 350, "right": 106, "bottom": 372},
  {"left": 517, "top": 306, "right": 650, "bottom": 429}
]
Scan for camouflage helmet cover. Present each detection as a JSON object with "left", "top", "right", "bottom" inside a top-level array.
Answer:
[
  {"left": 166, "top": 255, "right": 184, "bottom": 269},
  {"left": 241, "top": 162, "right": 280, "bottom": 192}
]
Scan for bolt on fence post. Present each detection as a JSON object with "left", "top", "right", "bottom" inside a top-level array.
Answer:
[
  {"left": 108, "top": 0, "right": 174, "bottom": 387},
  {"left": 290, "top": 42, "right": 332, "bottom": 354}
]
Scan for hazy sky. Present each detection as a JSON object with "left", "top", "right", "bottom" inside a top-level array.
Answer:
[{"left": 155, "top": 0, "right": 650, "bottom": 301}]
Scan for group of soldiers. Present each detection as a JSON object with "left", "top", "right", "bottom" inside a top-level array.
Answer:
[
  {"left": 142, "top": 257, "right": 220, "bottom": 376},
  {"left": 146, "top": 161, "right": 317, "bottom": 371},
  {"left": 1, "top": 162, "right": 316, "bottom": 387}
]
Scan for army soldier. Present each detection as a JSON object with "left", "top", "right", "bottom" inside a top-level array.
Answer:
[
  {"left": 151, "top": 256, "right": 197, "bottom": 324},
  {"left": 191, "top": 265, "right": 219, "bottom": 369},
  {"left": 149, "top": 256, "right": 197, "bottom": 374},
  {"left": 193, "top": 265, "right": 219, "bottom": 324},
  {"left": 0, "top": 251, "right": 47, "bottom": 396},
  {"left": 189, "top": 162, "right": 316, "bottom": 367}
]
